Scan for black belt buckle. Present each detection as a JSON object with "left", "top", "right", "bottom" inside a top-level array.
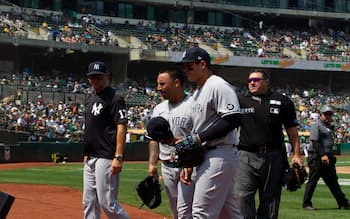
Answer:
[
  {"left": 206, "top": 146, "right": 217, "bottom": 151},
  {"left": 162, "top": 160, "right": 177, "bottom": 168},
  {"left": 259, "top": 146, "right": 268, "bottom": 153}
]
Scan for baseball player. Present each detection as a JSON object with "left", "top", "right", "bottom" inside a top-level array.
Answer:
[
  {"left": 147, "top": 68, "right": 195, "bottom": 218},
  {"left": 83, "top": 61, "right": 129, "bottom": 219},
  {"left": 178, "top": 46, "right": 242, "bottom": 219},
  {"left": 237, "top": 69, "right": 303, "bottom": 219}
]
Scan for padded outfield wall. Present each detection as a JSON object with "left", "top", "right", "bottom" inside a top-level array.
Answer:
[{"left": 0, "top": 141, "right": 148, "bottom": 163}]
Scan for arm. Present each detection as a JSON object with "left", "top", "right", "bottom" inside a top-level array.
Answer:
[
  {"left": 309, "top": 121, "right": 330, "bottom": 164},
  {"left": 148, "top": 140, "right": 160, "bottom": 178},
  {"left": 198, "top": 113, "right": 240, "bottom": 143},
  {"left": 312, "top": 140, "right": 330, "bottom": 165},
  {"left": 111, "top": 123, "right": 127, "bottom": 175},
  {"left": 286, "top": 126, "right": 303, "bottom": 166}
]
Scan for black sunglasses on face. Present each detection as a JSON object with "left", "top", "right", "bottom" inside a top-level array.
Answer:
[{"left": 248, "top": 77, "right": 265, "bottom": 83}]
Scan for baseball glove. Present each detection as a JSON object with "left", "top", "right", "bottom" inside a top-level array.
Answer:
[
  {"left": 283, "top": 163, "right": 308, "bottom": 191},
  {"left": 174, "top": 134, "right": 205, "bottom": 168},
  {"left": 136, "top": 176, "right": 161, "bottom": 209}
]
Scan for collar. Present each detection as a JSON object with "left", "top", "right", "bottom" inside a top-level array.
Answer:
[{"left": 246, "top": 89, "right": 272, "bottom": 98}]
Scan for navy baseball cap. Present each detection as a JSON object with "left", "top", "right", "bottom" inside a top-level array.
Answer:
[
  {"left": 87, "top": 61, "right": 108, "bottom": 76},
  {"left": 145, "top": 117, "right": 174, "bottom": 142},
  {"left": 178, "top": 46, "right": 211, "bottom": 65}
]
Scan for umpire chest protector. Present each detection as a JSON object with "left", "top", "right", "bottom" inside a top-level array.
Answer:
[{"left": 238, "top": 91, "right": 298, "bottom": 151}]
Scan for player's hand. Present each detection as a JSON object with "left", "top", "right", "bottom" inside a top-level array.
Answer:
[
  {"left": 173, "top": 136, "right": 183, "bottom": 145},
  {"left": 291, "top": 154, "right": 304, "bottom": 167},
  {"left": 110, "top": 159, "right": 122, "bottom": 175},
  {"left": 148, "top": 164, "right": 159, "bottom": 179},
  {"left": 174, "top": 134, "right": 201, "bottom": 145},
  {"left": 180, "top": 167, "right": 193, "bottom": 185},
  {"left": 321, "top": 154, "right": 330, "bottom": 165}
]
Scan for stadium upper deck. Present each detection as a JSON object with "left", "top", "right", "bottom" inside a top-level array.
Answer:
[
  {"left": 3, "top": 0, "right": 350, "bottom": 26},
  {"left": 1, "top": 0, "right": 350, "bottom": 90}
]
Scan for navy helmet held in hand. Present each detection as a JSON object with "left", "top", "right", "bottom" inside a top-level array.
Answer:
[{"left": 145, "top": 117, "right": 174, "bottom": 142}]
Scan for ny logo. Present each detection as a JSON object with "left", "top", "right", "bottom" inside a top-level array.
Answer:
[
  {"left": 93, "top": 64, "right": 100, "bottom": 70},
  {"left": 91, "top": 102, "right": 103, "bottom": 116}
]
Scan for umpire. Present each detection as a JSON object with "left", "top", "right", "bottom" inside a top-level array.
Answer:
[
  {"left": 236, "top": 69, "right": 303, "bottom": 219},
  {"left": 302, "top": 105, "right": 350, "bottom": 210}
]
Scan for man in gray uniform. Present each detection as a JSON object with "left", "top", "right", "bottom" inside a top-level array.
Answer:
[
  {"left": 178, "top": 46, "right": 242, "bottom": 219},
  {"left": 147, "top": 68, "right": 194, "bottom": 218},
  {"left": 303, "top": 105, "right": 350, "bottom": 210}
]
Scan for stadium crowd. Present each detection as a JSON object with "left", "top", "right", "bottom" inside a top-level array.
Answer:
[
  {"left": 0, "top": 70, "right": 350, "bottom": 147},
  {"left": 1, "top": 6, "right": 350, "bottom": 145},
  {"left": 1, "top": 6, "right": 350, "bottom": 62}
]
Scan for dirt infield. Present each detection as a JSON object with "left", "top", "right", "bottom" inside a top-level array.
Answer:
[{"left": 0, "top": 162, "right": 169, "bottom": 219}]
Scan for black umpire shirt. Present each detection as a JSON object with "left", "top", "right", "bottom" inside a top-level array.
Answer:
[
  {"left": 238, "top": 90, "right": 299, "bottom": 151},
  {"left": 84, "top": 86, "right": 127, "bottom": 159}
]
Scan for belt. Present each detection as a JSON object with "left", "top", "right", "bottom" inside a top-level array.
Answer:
[
  {"left": 206, "top": 146, "right": 217, "bottom": 151},
  {"left": 162, "top": 160, "right": 178, "bottom": 168},
  {"left": 206, "top": 144, "right": 237, "bottom": 151},
  {"left": 238, "top": 145, "right": 279, "bottom": 153}
]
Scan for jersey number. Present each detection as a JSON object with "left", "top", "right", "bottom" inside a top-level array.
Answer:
[{"left": 118, "top": 109, "right": 127, "bottom": 119}]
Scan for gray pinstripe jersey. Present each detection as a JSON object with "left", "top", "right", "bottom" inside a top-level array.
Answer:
[
  {"left": 191, "top": 75, "right": 240, "bottom": 147},
  {"left": 151, "top": 95, "right": 193, "bottom": 160}
]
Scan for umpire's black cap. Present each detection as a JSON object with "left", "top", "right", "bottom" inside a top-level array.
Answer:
[
  {"left": 87, "top": 61, "right": 108, "bottom": 76},
  {"left": 145, "top": 117, "right": 174, "bottom": 142},
  {"left": 178, "top": 46, "right": 211, "bottom": 65}
]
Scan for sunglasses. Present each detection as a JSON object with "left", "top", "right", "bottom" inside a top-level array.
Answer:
[
  {"left": 248, "top": 77, "right": 265, "bottom": 83},
  {"left": 323, "top": 113, "right": 333, "bottom": 117}
]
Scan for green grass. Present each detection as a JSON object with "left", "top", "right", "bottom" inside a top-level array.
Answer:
[
  {"left": 0, "top": 162, "right": 172, "bottom": 216},
  {"left": 1, "top": 158, "right": 350, "bottom": 218}
]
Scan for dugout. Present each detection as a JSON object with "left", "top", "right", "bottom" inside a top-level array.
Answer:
[
  {"left": 340, "top": 143, "right": 350, "bottom": 155},
  {"left": 0, "top": 141, "right": 148, "bottom": 163}
]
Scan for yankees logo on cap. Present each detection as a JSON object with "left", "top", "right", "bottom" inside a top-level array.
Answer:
[{"left": 87, "top": 61, "right": 108, "bottom": 76}]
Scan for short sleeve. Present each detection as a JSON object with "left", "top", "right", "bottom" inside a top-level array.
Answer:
[
  {"left": 111, "top": 94, "right": 127, "bottom": 124},
  {"left": 282, "top": 96, "right": 298, "bottom": 128}
]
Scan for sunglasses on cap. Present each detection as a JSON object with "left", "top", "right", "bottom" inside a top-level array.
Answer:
[{"left": 248, "top": 77, "right": 265, "bottom": 83}]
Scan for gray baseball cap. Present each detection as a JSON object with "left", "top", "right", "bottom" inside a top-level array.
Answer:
[{"left": 320, "top": 105, "right": 333, "bottom": 114}]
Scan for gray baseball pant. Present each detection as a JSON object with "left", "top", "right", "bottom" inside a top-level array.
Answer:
[
  {"left": 83, "top": 157, "right": 129, "bottom": 219},
  {"left": 192, "top": 146, "right": 242, "bottom": 219},
  {"left": 161, "top": 162, "right": 195, "bottom": 219}
]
